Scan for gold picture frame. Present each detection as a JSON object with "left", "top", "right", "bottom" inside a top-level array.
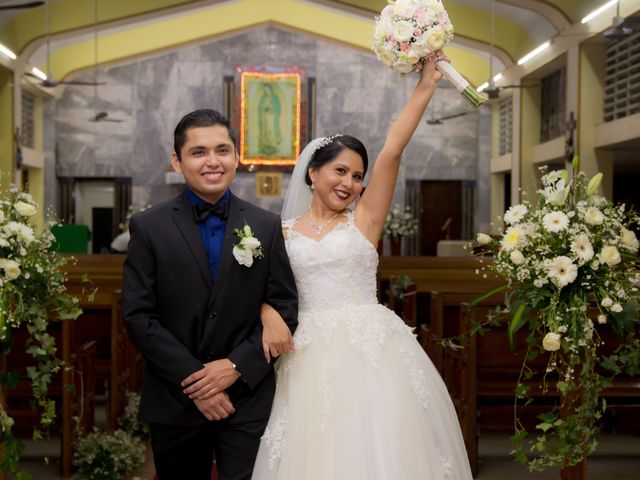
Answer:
[
  {"left": 239, "top": 72, "right": 301, "bottom": 168},
  {"left": 255, "top": 172, "right": 283, "bottom": 198}
]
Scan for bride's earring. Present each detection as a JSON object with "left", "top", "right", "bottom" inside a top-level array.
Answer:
[{"left": 311, "top": 181, "right": 315, "bottom": 190}]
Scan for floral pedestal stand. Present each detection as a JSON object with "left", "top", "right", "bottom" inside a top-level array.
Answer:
[
  {"left": 390, "top": 238, "right": 402, "bottom": 256},
  {"left": 560, "top": 461, "right": 587, "bottom": 480}
]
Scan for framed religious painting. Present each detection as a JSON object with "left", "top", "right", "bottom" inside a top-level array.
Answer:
[{"left": 224, "top": 66, "right": 315, "bottom": 171}]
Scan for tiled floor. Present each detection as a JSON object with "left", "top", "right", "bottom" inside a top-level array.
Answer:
[
  {"left": 17, "top": 430, "right": 640, "bottom": 479},
  {"left": 476, "top": 433, "right": 640, "bottom": 479}
]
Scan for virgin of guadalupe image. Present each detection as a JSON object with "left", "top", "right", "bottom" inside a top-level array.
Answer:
[{"left": 257, "top": 83, "right": 283, "bottom": 156}]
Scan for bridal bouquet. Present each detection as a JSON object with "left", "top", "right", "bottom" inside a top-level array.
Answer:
[
  {"left": 473, "top": 159, "right": 640, "bottom": 470},
  {"left": 373, "top": 0, "right": 487, "bottom": 108}
]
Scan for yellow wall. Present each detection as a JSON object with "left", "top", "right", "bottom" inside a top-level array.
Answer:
[
  {"left": 0, "top": 67, "right": 13, "bottom": 191},
  {"left": 579, "top": 42, "right": 613, "bottom": 199},
  {"left": 519, "top": 83, "right": 542, "bottom": 200},
  {"left": 27, "top": 95, "right": 45, "bottom": 229}
]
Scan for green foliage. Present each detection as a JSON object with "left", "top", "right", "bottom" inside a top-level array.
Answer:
[
  {"left": 117, "top": 391, "right": 150, "bottom": 440},
  {"left": 389, "top": 275, "right": 413, "bottom": 300},
  {"left": 0, "top": 185, "right": 83, "bottom": 473},
  {"left": 73, "top": 429, "right": 145, "bottom": 480}
]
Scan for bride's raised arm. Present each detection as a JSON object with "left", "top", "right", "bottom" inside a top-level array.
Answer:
[{"left": 355, "top": 54, "right": 445, "bottom": 244}]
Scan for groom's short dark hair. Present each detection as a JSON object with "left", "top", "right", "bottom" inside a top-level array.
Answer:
[{"left": 173, "top": 109, "right": 238, "bottom": 160}]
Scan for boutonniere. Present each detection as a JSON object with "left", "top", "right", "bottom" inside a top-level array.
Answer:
[{"left": 232, "top": 224, "right": 264, "bottom": 267}]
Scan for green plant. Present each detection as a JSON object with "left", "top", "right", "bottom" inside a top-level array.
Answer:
[
  {"left": 469, "top": 159, "right": 640, "bottom": 471},
  {"left": 382, "top": 204, "right": 418, "bottom": 241},
  {"left": 390, "top": 275, "right": 413, "bottom": 300},
  {"left": 0, "top": 185, "right": 85, "bottom": 475},
  {"left": 117, "top": 392, "right": 149, "bottom": 439},
  {"left": 73, "top": 429, "right": 145, "bottom": 480}
]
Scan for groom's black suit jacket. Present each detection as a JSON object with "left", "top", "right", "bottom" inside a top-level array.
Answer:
[{"left": 123, "top": 191, "right": 298, "bottom": 425}]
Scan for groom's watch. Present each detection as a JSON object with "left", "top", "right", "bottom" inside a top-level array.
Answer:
[{"left": 230, "top": 360, "right": 241, "bottom": 377}]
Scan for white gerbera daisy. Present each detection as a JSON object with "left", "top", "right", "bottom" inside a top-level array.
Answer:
[
  {"left": 570, "top": 233, "right": 594, "bottom": 263},
  {"left": 501, "top": 226, "right": 525, "bottom": 251},
  {"left": 547, "top": 256, "right": 578, "bottom": 288},
  {"left": 504, "top": 205, "right": 528, "bottom": 225},
  {"left": 542, "top": 212, "right": 570, "bottom": 233}
]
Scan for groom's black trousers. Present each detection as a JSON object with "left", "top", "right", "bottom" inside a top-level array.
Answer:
[{"left": 150, "top": 417, "right": 267, "bottom": 480}]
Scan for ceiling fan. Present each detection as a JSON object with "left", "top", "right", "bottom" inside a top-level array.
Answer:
[
  {"left": 87, "top": 0, "right": 124, "bottom": 123},
  {"left": 90, "top": 111, "right": 123, "bottom": 123},
  {"left": 0, "top": 1, "right": 44, "bottom": 10},
  {"left": 603, "top": 2, "right": 638, "bottom": 41},
  {"left": 426, "top": 111, "right": 472, "bottom": 125},
  {"left": 481, "top": 0, "right": 537, "bottom": 100},
  {"left": 25, "top": 0, "right": 103, "bottom": 87}
]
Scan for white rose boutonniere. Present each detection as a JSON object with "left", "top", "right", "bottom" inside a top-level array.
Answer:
[{"left": 232, "top": 224, "right": 263, "bottom": 268}]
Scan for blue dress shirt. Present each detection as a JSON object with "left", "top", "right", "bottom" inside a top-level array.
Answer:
[{"left": 185, "top": 187, "right": 230, "bottom": 282}]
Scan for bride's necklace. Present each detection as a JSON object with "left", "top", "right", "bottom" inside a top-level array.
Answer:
[{"left": 307, "top": 210, "right": 342, "bottom": 237}]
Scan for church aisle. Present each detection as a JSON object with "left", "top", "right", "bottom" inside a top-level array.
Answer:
[{"left": 17, "top": 430, "right": 640, "bottom": 479}]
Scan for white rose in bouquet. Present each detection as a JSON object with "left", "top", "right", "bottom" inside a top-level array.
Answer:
[
  {"left": 542, "top": 332, "right": 561, "bottom": 351},
  {"left": 599, "top": 245, "right": 621, "bottom": 267},
  {"left": 621, "top": 228, "right": 639, "bottom": 253},
  {"left": 14, "top": 201, "right": 37, "bottom": 217},
  {"left": 510, "top": 250, "right": 525, "bottom": 265},
  {"left": 0, "top": 258, "right": 21, "bottom": 280},
  {"left": 584, "top": 207, "right": 604, "bottom": 225},
  {"left": 392, "top": 20, "right": 414, "bottom": 42},
  {"left": 476, "top": 233, "right": 492, "bottom": 245},
  {"left": 427, "top": 27, "right": 446, "bottom": 51}
]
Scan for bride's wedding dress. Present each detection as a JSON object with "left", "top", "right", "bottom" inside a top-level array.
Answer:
[{"left": 252, "top": 211, "right": 472, "bottom": 479}]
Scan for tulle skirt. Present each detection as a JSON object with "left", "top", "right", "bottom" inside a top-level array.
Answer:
[{"left": 252, "top": 304, "right": 472, "bottom": 480}]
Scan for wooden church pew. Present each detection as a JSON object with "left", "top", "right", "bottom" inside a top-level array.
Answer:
[{"left": 446, "top": 301, "right": 640, "bottom": 476}]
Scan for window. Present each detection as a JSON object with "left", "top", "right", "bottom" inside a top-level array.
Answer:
[
  {"left": 540, "top": 67, "right": 566, "bottom": 143},
  {"left": 498, "top": 98, "right": 512, "bottom": 156},
  {"left": 603, "top": 31, "right": 640, "bottom": 122},
  {"left": 21, "top": 91, "right": 36, "bottom": 149}
]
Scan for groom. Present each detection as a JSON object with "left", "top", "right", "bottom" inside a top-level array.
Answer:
[{"left": 123, "top": 109, "right": 298, "bottom": 480}]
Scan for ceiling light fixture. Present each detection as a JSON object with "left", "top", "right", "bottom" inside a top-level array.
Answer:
[
  {"left": 581, "top": 0, "right": 617, "bottom": 24},
  {"left": 517, "top": 41, "right": 551, "bottom": 66},
  {"left": 31, "top": 67, "right": 48, "bottom": 81},
  {"left": 0, "top": 43, "right": 17, "bottom": 60}
]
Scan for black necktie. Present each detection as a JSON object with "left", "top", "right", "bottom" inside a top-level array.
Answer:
[{"left": 193, "top": 202, "right": 229, "bottom": 222}]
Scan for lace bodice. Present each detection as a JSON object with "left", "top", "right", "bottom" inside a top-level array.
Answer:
[{"left": 283, "top": 212, "right": 378, "bottom": 312}]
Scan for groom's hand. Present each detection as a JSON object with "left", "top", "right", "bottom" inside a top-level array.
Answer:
[
  {"left": 181, "top": 359, "right": 240, "bottom": 400},
  {"left": 194, "top": 391, "right": 235, "bottom": 421}
]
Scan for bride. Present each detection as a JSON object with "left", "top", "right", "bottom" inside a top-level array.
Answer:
[{"left": 253, "top": 52, "right": 473, "bottom": 479}]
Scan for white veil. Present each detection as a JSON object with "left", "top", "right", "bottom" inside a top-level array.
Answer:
[{"left": 281, "top": 137, "right": 326, "bottom": 221}]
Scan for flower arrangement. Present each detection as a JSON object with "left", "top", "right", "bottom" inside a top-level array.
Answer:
[
  {"left": 0, "top": 185, "right": 84, "bottom": 474},
  {"left": 383, "top": 204, "right": 418, "bottom": 241},
  {"left": 471, "top": 160, "right": 640, "bottom": 470},
  {"left": 117, "top": 391, "right": 150, "bottom": 439},
  {"left": 373, "top": 0, "right": 487, "bottom": 108},
  {"left": 73, "top": 428, "right": 145, "bottom": 480}
]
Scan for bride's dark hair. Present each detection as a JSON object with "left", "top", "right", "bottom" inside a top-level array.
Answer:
[{"left": 305, "top": 135, "right": 368, "bottom": 186}]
